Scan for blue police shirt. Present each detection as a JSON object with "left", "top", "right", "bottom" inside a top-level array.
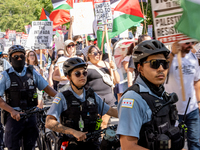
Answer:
[
  {"left": 116, "top": 75, "right": 165, "bottom": 139},
  {"left": 47, "top": 86, "right": 110, "bottom": 120},
  {"left": 0, "top": 66, "right": 48, "bottom": 98}
]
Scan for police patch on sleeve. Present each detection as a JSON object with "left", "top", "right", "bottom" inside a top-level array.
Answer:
[
  {"left": 53, "top": 97, "right": 61, "bottom": 104},
  {"left": 0, "top": 74, "right": 3, "bottom": 80},
  {"left": 121, "top": 98, "right": 134, "bottom": 108}
]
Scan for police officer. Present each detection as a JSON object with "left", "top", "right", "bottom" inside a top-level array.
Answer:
[
  {"left": 45, "top": 57, "right": 118, "bottom": 150},
  {"left": 117, "top": 40, "right": 185, "bottom": 150},
  {"left": 0, "top": 45, "right": 57, "bottom": 150}
]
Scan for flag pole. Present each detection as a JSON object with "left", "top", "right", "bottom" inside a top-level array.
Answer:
[
  {"left": 177, "top": 51, "right": 186, "bottom": 101},
  {"left": 85, "top": 34, "right": 88, "bottom": 46},
  {"left": 141, "top": 1, "right": 146, "bottom": 34},
  {"left": 40, "top": 49, "right": 43, "bottom": 69},
  {"left": 104, "top": 24, "right": 114, "bottom": 87}
]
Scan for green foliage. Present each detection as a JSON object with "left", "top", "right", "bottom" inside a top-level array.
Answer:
[
  {"left": 129, "top": 0, "right": 153, "bottom": 36},
  {"left": 0, "top": 0, "right": 53, "bottom": 32}
]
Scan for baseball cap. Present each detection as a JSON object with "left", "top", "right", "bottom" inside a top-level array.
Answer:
[
  {"left": 87, "top": 35, "right": 95, "bottom": 41},
  {"left": 64, "top": 40, "right": 75, "bottom": 46}
]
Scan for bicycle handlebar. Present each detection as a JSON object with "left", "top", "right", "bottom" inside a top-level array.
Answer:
[{"left": 20, "top": 107, "right": 50, "bottom": 119}]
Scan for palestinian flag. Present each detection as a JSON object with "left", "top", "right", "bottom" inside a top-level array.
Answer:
[
  {"left": 97, "top": 0, "right": 144, "bottom": 51},
  {"left": 50, "top": 0, "right": 73, "bottom": 28},
  {"left": 40, "top": 8, "right": 50, "bottom": 21},
  {"left": 175, "top": 0, "right": 200, "bottom": 41}
]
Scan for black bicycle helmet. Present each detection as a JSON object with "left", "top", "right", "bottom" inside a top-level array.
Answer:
[
  {"left": 8, "top": 45, "right": 25, "bottom": 62},
  {"left": 132, "top": 39, "right": 170, "bottom": 64},
  {"left": 63, "top": 57, "right": 87, "bottom": 76}
]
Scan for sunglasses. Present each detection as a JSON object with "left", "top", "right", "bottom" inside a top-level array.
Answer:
[
  {"left": 67, "top": 44, "right": 75, "bottom": 48},
  {"left": 143, "top": 59, "right": 169, "bottom": 69},
  {"left": 92, "top": 51, "right": 102, "bottom": 56},
  {"left": 185, "top": 42, "right": 195, "bottom": 45},
  {"left": 76, "top": 41, "right": 83, "bottom": 45},
  {"left": 74, "top": 70, "right": 87, "bottom": 78},
  {"left": 57, "top": 54, "right": 64, "bottom": 58},
  {"left": 13, "top": 54, "right": 25, "bottom": 60}
]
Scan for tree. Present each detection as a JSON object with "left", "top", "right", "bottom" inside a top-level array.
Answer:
[
  {"left": 0, "top": 0, "right": 53, "bottom": 32},
  {"left": 129, "top": 0, "right": 153, "bottom": 36}
]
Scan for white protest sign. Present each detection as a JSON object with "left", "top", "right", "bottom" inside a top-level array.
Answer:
[
  {"left": 97, "top": 23, "right": 113, "bottom": 32},
  {"left": 4, "top": 39, "right": 13, "bottom": 52},
  {"left": 70, "top": 2, "right": 94, "bottom": 36},
  {"left": 21, "top": 34, "right": 29, "bottom": 49},
  {"left": 119, "top": 30, "right": 129, "bottom": 38},
  {"left": 148, "top": 25, "right": 153, "bottom": 38},
  {"left": 31, "top": 21, "right": 53, "bottom": 49},
  {"left": 151, "top": 0, "right": 195, "bottom": 45},
  {"left": 135, "top": 24, "right": 143, "bottom": 39},
  {"left": 94, "top": 0, "right": 113, "bottom": 26}
]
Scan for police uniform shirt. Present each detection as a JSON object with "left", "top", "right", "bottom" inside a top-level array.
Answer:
[
  {"left": 47, "top": 87, "right": 110, "bottom": 120},
  {"left": 0, "top": 66, "right": 48, "bottom": 98},
  {"left": 116, "top": 76, "right": 165, "bottom": 138}
]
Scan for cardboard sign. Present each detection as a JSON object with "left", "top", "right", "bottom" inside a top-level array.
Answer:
[
  {"left": 151, "top": 0, "right": 194, "bottom": 45},
  {"left": 70, "top": 2, "right": 94, "bottom": 36},
  {"left": 31, "top": 21, "right": 53, "bottom": 49},
  {"left": 135, "top": 24, "right": 143, "bottom": 39},
  {"left": 94, "top": 0, "right": 112, "bottom": 26}
]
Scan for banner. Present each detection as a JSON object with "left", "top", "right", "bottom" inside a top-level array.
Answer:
[
  {"left": 31, "top": 21, "right": 53, "bottom": 49},
  {"left": 94, "top": 0, "right": 113, "bottom": 26},
  {"left": 70, "top": 2, "right": 94, "bottom": 36},
  {"left": 151, "top": 0, "right": 194, "bottom": 45}
]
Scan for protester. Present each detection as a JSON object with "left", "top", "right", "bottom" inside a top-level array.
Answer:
[
  {"left": 0, "top": 45, "right": 57, "bottom": 150},
  {"left": 48, "top": 49, "right": 65, "bottom": 90},
  {"left": 117, "top": 40, "right": 185, "bottom": 150},
  {"left": 26, "top": 50, "right": 44, "bottom": 108},
  {"left": 165, "top": 41, "right": 200, "bottom": 150},
  {"left": 52, "top": 40, "right": 76, "bottom": 92},
  {"left": 87, "top": 35, "right": 95, "bottom": 46},
  {"left": 85, "top": 45, "right": 120, "bottom": 129},
  {"left": 45, "top": 57, "right": 118, "bottom": 150}
]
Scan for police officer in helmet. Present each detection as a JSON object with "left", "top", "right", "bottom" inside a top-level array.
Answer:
[
  {"left": 0, "top": 45, "right": 57, "bottom": 150},
  {"left": 117, "top": 40, "right": 185, "bottom": 150},
  {"left": 45, "top": 57, "right": 118, "bottom": 150}
]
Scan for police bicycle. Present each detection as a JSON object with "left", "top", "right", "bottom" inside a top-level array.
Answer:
[
  {"left": 44, "top": 124, "right": 120, "bottom": 150},
  {"left": 20, "top": 106, "right": 50, "bottom": 150}
]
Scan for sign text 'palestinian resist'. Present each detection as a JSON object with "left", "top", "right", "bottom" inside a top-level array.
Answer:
[
  {"left": 31, "top": 21, "right": 53, "bottom": 49},
  {"left": 151, "top": 0, "right": 192, "bottom": 45}
]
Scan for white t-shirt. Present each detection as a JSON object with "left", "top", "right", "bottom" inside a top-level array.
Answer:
[
  {"left": 55, "top": 56, "right": 69, "bottom": 85},
  {"left": 164, "top": 51, "right": 200, "bottom": 115}
]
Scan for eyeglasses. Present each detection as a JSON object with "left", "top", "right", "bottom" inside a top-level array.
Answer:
[
  {"left": 92, "top": 51, "right": 102, "bottom": 56},
  {"left": 185, "top": 42, "right": 195, "bottom": 45},
  {"left": 143, "top": 59, "right": 169, "bottom": 69},
  {"left": 74, "top": 70, "right": 87, "bottom": 78},
  {"left": 13, "top": 54, "right": 25, "bottom": 60},
  {"left": 29, "top": 54, "right": 35, "bottom": 57},
  {"left": 57, "top": 54, "right": 64, "bottom": 58},
  {"left": 67, "top": 44, "right": 75, "bottom": 48}
]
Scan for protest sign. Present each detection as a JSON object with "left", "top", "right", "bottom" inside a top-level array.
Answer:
[
  {"left": 148, "top": 25, "right": 153, "bottom": 38},
  {"left": 151, "top": 0, "right": 194, "bottom": 45},
  {"left": 97, "top": 23, "right": 113, "bottom": 32},
  {"left": 119, "top": 30, "right": 129, "bottom": 38},
  {"left": 0, "top": 32, "right": 5, "bottom": 38},
  {"left": 3, "top": 39, "right": 13, "bottom": 52},
  {"left": 135, "top": 24, "right": 143, "bottom": 39},
  {"left": 21, "top": 34, "right": 29, "bottom": 48},
  {"left": 70, "top": 2, "right": 94, "bottom": 36},
  {"left": 94, "top": 0, "right": 112, "bottom": 26},
  {"left": 25, "top": 25, "right": 32, "bottom": 34},
  {"left": 31, "top": 21, "right": 53, "bottom": 49},
  {"left": 8, "top": 30, "right": 16, "bottom": 42}
]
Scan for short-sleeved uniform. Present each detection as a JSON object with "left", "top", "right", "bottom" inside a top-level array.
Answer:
[
  {"left": 47, "top": 87, "right": 110, "bottom": 121},
  {"left": 2, "top": 59, "right": 11, "bottom": 71},
  {"left": 117, "top": 76, "right": 165, "bottom": 139},
  {"left": 0, "top": 66, "right": 48, "bottom": 150}
]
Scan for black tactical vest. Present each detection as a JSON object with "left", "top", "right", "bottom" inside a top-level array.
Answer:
[
  {"left": 123, "top": 84, "right": 178, "bottom": 149},
  {"left": 60, "top": 88, "right": 99, "bottom": 132},
  {"left": 0, "top": 59, "right": 3, "bottom": 73},
  {"left": 5, "top": 66, "right": 38, "bottom": 110}
]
